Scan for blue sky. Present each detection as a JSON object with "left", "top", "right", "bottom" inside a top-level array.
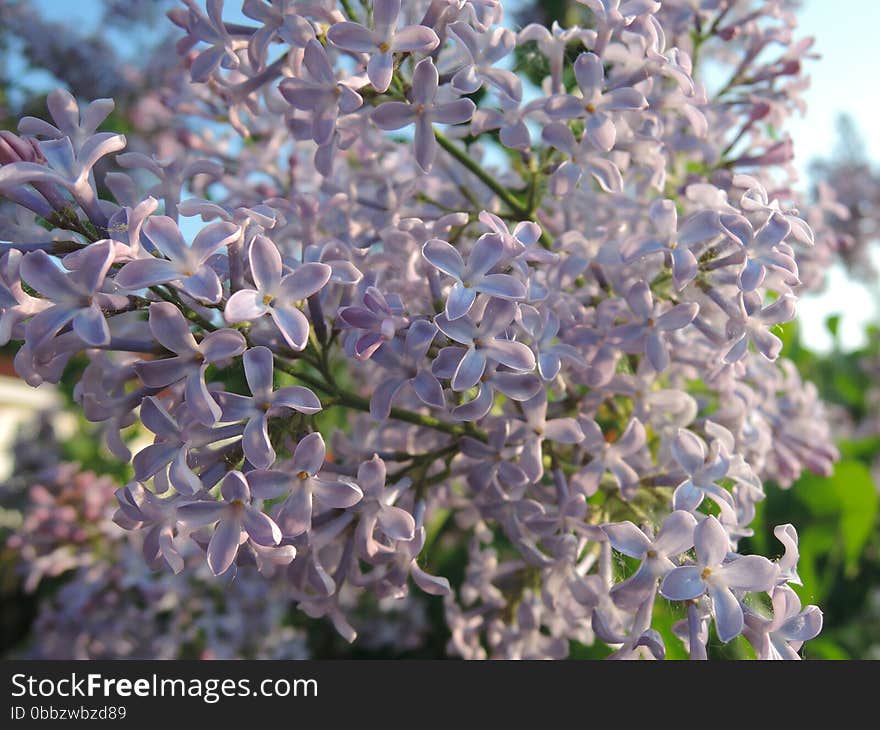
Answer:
[{"left": 784, "top": 1, "right": 880, "bottom": 351}]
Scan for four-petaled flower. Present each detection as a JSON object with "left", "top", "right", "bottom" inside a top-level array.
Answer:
[
  {"left": 218, "top": 346, "right": 322, "bottom": 469},
  {"left": 224, "top": 235, "right": 331, "bottom": 351},
  {"left": 661, "top": 515, "right": 778, "bottom": 643}
]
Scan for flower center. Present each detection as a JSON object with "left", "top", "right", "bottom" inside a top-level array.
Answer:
[
  {"left": 584, "top": 103, "right": 596, "bottom": 114},
  {"left": 378, "top": 41, "right": 391, "bottom": 53},
  {"left": 646, "top": 549, "right": 658, "bottom": 559},
  {"left": 298, "top": 470, "right": 310, "bottom": 481},
  {"left": 700, "top": 567, "right": 712, "bottom": 580}
]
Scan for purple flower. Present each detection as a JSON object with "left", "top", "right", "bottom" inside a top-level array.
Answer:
[
  {"left": 573, "top": 418, "right": 645, "bottom": 497},
  {"left": 434, "top": 298, "right": 536, "bottom": 391},
  {"left": 20, "top": 240, "right": 117, "bottom": 349},
  {"left": 623, "top": 200, "right": 723, "bottom": 291},
  {"left": 603, "top": 511, "right": 697, "bottom": 610},
  {"left": 115, "top": 216, "right": 240, "bottom": 304},
  {"left": 367, "top": 319, "right": 446, "bottom": 418},
  {"left": 272, "top": 432, "right": 363, "bottom": 537},
  {"left": 337, "top": 286, "right": 405, "bottom": 361},
  {"left": 371, "top": 58, "right": 476, "bottom": 173},
  {"left": 724, "top": 291, "right": 796, "bottom": 363},
  {"left": 353, "top": 455, "right": 416, "bottom": 558},
  {"left": 742, "top": 585, "right": 822, "bottom": 660},
  {"left": 327, "top": 0, "right": 439, "bottom": 93},
  {"left": 545, "top": 52, "right": 646, "bottom": 152},
  {"left": 224, "top": 235, "right": 331, "bottom": 351},
  {"left": 279, "top": 40, "right": 363, "bottom": 146},
  {"left": 177, "top": 470, "right": 283, "bottom": 576},
  {"left": 448, "top": 22, "right": 521, "bottom": 102},
  {"left": 0, "top": 250, "right": 50, "bottom": 346},
  {"left": 218, "top": 346, "right": 322, "bottom": 469},
  {"left": 422, "top": 234, "right": 526, "bottom": 320},
  {"left": 610, "top": 280, "right": 699, "bottom": 372},
  {"left": 660, "top": 516, "right": 778, "bottom": 643},
  {"left": 135, "top": 301, "right": 246, "bottom": 426},
  {"left": 670, "top": 428, "right": 738, "bottom": 524},
  {"left": 517, "top": 388, "right": 584, "bottom": 482}
]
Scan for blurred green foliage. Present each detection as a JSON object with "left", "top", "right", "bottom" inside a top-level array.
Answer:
[{"left": 741, "top": 318, "right": 880, "bottom": 659}]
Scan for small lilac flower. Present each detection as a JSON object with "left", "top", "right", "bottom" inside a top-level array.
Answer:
[
  {"left": 177, "top": 470, "right": 283, "bottom": 576},
  {"left": 371, "top": 58, "right": 476, "bottom": 173},
  {"left": 743, "top": 585, "right": 823, "bottom": 660},
  {"left": 623, "top": 200, "right": 723, "bottom": 291},
  {"left": 545, "top": 52, "right": 646, "bottom": 152},
  {"left": 218, "top": 346, "right": 322, "bottom": 469},
  {"left": 115, "top": 216, "right": 240, "bottom": 304},
  {"left": 541, "top": 121, "right": 624, "bottom": 194},
  {"left": 434, "top": 298, "right": 536, "bottom": 391},
  {"left": 272, "top": 432, "right": 364, "bottom": 537},
  {"left": 517, "top": 389, "right": 584, "bottom": 482},
  {"left": 517, "top": 304, "right": 580, "bottom": 381},
  {"left": 20, "top": 240, "right": 117, "bottom": 349},
  {"left": 724, "top": 290, "right": 796, "bottom": 363},
  {"left": 132, "top": 396, "right": 240, "bottom": 495},
  {"left": 573, "top": 418, "right": 645, "bottom": 497},
  {"left": 354, "top": 455, "right": 416, "bottom": 558},
  {"left": 518, "top": 22, "right": 594, "bottom": 94},
  {"left": 470, "top": 96, "right": 544, "bottom": 151},
  {"left": 448, "top": 22, "right": 522, "bottom": 102},
  {"left": 279, "top": 40, "right": 363, "bottom": 146},
  {"left": 368, "top": 319, "right": 446, "bottom": 418},
  {"left": 670, "top": 428, "right": 738, "bottom": 524},
  {"left": 610, "top": 280, "right": 699, "bottom": 372},
  {"left": 0, "top": 249, "right": 50, "bottom": 346},
  {"left": 177, "top": 0, "right": 239, "bottom": 82},
  {"left": 603, "top": 511, "right": 697, "bottom": 610},
  {"left": 224, "top": 235, "right": 331, "bottom": 351},
  {"left": 337, "top": 286, "right": 406, "bottom": 360},
  {"left": 460, "top": 422, "right": 529, "bottom": 491},
  {"left": 135, "top": 301, "right": 246, "bottom": 426},
  {"left": 721, "top": 211, "right": 800, "bottom": 292},
  {"left": 327, "top": 0, "right": 440, "bottom": 93},
  {"left": 114, "top": 482, "right": 184, "bottom": 573},
  {"left": 422, "top": 234, "right": 526, "bottom": 320},
  {"left": 660, "top": 516, "right": 778, "bottom": 643}
]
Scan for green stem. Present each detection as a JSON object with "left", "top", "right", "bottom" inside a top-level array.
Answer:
[{"left": 434, "top": 130, "right": 529, "bottom": 218}]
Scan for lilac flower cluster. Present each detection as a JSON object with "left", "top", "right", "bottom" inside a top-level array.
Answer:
[{"left": 0, "top": 0, "right": 841, "bottom": 658}]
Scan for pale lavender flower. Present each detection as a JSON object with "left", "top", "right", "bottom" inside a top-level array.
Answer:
[
  {"left": 517, "top": 388, "right": 584, "bottom": 482},
  {"left": 422, "top": 234, "right": 526, "bottom": 320},
  {"left": 670, "top": 428, "right": 738, "bottom": 525},
  {"left": 661, "top": 516, "right": 778, "bottom": 643},
  {"left": 224, "top": 235, "right": 331, "bottom": 351},
  {"left": 20, "top": 240, "right": 118, "bottom": 349},
  {"left": 327, "top": 0, "right": 439, "bottom": 93},
  {"left": 337, "top": 286, "right": 406, "bottom": 360},
  {"left": 742, "top": 585, "right": 822, "bottom": 660},
  {"left": 448, "top": 22, "right": 521, "bottom": 102},
  {"left": 545, "top": 52, "right": 646, "bottom": 152},
  {"left": 271, "top": 432, "right": 363, "bottom": 537},
  {"left": 371, "top": 58, "right": 476, "bottom": 173},
  {"left": 603, "top": 511, "right": 697, "bottom": 610},
  {"left": 177, "top": 470, "right": 283, "bottom": 576},
  {"left": 354, "top": 455, "right": 416, "bottom": 558},
  {"left": 434, "top": 298, "right": 535, "bottom": 391},
  {"left": 135, "top": 301, "right": 246, "bottom": 426},
  {"left": 610, "top": 281, "right": 699, "bottom": 372},
  {"left": 218, "top": 346, "right": 322, "bottom": 469},
  {"left": 115, "top": 216, "right": 240, "bottom": 304},
  {"left": 279, "top": 40, "right": 363, "bottom": 146}
]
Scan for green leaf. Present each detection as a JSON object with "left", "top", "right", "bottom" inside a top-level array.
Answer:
[{"left": 795, "top": 460, "right": 878, "bottom": 578}]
